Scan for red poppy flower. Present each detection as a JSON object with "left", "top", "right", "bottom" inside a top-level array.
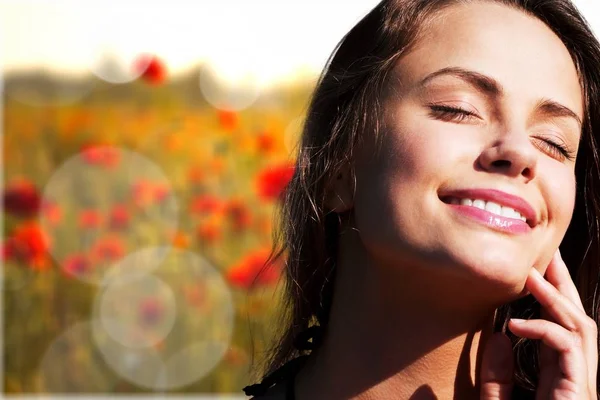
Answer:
[
  {"left": 131, "top": 180, "right": 170, "bottom": 208},
  {"left": 80, "top": 145, "right": 121, "bottom": 168},
  {"left": 109, "top": 204, "right": 130, "bottom": 230},
  {"left": 138, "top": 297, "right": 164, "bottom": 326},
  {"left": 41, "top": 201, "right": 62, "bottom": 226},
  {"left": 255, "top": 162, "right": 295, "bottom": 202},
  {"left": 131, "top": 179, "right": 154, "bottom": 208},
  {"left": 196, "top": 219, "right": 222, "bottom": 243},
  {"left": 256, "top": 130, "right": 276, "bottom": 154},
  {"left": 172, "top": 231, "right": 189, "bottom": 249},
  {"left": 134, "top": 54, "right": 167, "bottom": 85},
  {"left": 3, "top": 178, "right": 41, "bottom": 217},
  {"left": 2, "top": 240, "right": 14, "bottom": 262},
  {"left": 90, "top": 235, "right": 125, "bottom": 264},
  {"left": 187, "top": 165, "right": 206, "bottom": 184},
  {"left": 210, "top": 157, "right": 226, "bottom": 174},
  {"left": 8, "top": 221, "right": 52, "bottom": 271},
  {"left": 63, "top": 253, "right": 92, "bottom": 278},
  {"left": 189, "top": 194, "right": 224, "bottom": 215},
  {"left": 183, "top": 283, "right": 206, "bottom": 310},
  {"left": 217, "top": 110, "right": 238, "bottom": 131},
  {"left": 225, "top": 198, "right": 253, "bottom": 232},
  {"left": 153, "top": 183, "right": 171, "bottom": 203},
  {"left": 223, "top": 345, "right": 248, "bottom": 366},
  {"left": 226, "top": 248, "right": 281, "bottom": 290},
  {"left": 78, "top": 209, "right": 103, "bottom": 230}
]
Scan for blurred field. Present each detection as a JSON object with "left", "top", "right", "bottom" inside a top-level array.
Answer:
[{"left": 2, "top": 61, "right": 314, "bottom": 395}]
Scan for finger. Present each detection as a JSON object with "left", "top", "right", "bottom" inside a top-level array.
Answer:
[
  {"left": 480, "top": 332, "right": 514, "bottom": 400},
  {"left": 509, "top": 319, "right": 588, "bottom": 384},
  {"left": 526, "top": 268, "right": 588, "bottom": 332},
  {"left": 543, "top": 249, "right": 584, "bottom": 312},
  {"left": 583, "top": 318, "right": 599, "bottom": 398},
  {"left": 526, "top": 266, "right": 598, "bottom": 393}
]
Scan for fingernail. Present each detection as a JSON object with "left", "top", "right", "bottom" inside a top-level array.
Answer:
[{"left": 510, "top": 318, "right": 526, "bottom": 324}]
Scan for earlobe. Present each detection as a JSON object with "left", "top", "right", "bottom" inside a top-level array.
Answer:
[{"left": 324, "top": 164, "right": 355, "bottom": 213}]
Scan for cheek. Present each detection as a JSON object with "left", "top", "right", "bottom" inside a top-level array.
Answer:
[
  {"left": 352, "top": 133, "right": 425, "bottom": 253},
  {"left": 534, "top": 165, "right": 576, "bottom": 272},
  {"left": 365, "top": 115, "right": 471, "bottom": 182},
  {"left": 545, "top": 167, "right": 576, "bottom": 232},
  {"left": 352, "top": 121, "right": 470, "bottom": 256}
]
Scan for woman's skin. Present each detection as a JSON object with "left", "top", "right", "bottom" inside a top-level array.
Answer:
[{"left": 294, "top": 2, "right": 597, "bottom": 399}]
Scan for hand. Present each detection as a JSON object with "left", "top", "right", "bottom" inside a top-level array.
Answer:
[{"left": 480, "top": 249, "right": 598, "bottom": 399}]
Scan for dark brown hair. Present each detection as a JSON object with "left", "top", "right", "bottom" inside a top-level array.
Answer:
[{"left": 251, "top": 0, "right": 600, "bottom": 397}]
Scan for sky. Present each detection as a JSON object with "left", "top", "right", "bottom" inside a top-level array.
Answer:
[{"left": 1, "top": 0, "right": 599, "bottom": 88}]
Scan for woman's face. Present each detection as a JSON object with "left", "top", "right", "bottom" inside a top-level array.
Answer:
[{"left": 352, "top": 2, "right": 584, "bottom": 297}]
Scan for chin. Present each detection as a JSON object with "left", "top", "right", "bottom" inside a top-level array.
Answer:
[{"left": 447, "top": 246, "right": 532, "bottom": 298}]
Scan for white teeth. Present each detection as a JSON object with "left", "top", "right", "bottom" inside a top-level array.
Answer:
[
  {"left": 501, "top": 206, "right": 519, "bottom": 219},
  {"left": 472, "top": 199, "right": 486, "bottom": 210},
  {"left": 485, "top": 201, "right": 502, "bottom": 215},
  {"left": 447, "top": 197, "right": 527, "bottom": 222}
]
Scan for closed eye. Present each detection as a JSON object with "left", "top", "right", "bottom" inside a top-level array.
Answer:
[
  {"left": 531, "top": 135, "right": 577, "bottom": 162},
  {"left": 428, "top": 105, "right": 479, "bottom": 123},
  {"left": 428, "top": 105, "right": 577, "bottom": 162}
]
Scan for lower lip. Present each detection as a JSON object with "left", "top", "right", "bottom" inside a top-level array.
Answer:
[{"left": 445, "top": 203, "right": 532, "bottom": 234}]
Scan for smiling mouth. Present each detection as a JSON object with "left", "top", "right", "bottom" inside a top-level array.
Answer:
[
  {"left": 440, "top": 196, "right": 534, "bottom": 233},
  {"left": 438, "top": 187, "right": 539, "bottom": 229},
  {"left": 441, "top": 196, "right": 529, "bottom": 222}
]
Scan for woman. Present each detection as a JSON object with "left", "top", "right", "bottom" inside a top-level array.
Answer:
[{"left": 243, "top": 0, "right": 600, "bottom": 398}]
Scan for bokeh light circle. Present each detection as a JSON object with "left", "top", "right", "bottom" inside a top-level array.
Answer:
[
  {"left": 99, "top": 246, "right": 174, "bottom": 285},
  {"left": 38, "top": 321, "right": 119, "bottom": 393},
  {"left": 90, "top": 322, "right": 167, "bottom": 391},
  {"left": 199, "top": 64, "right": 261, "bottom": 112},
  {"left": 91, "top": 248, "right": 235, "bottom": 390},
  {"left": 89, "top": 50, "right": 150, "bottom": 84},
  {"left": 73, "top": 2, "right": 164, "bottom": 84},
  {"left": 97, "top": 273, "right": 177, "bottom": 349},
  {"left": 39, "top": 147, "right": 179, "bottom": 285},
  {"left": 4, "top": 73, "right": 97, "bottom": 107}
]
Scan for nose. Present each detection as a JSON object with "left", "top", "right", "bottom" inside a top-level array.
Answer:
[{"left": 477, "top": 131, "right": 538, "bottom": 182}]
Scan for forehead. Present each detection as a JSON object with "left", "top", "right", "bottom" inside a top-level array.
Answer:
[{"left": 391, "top": 2, "right": 583, "bottom": 118}]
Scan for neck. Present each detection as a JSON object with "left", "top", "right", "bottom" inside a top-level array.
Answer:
[{"left": 295, "top": 223, "right": 502, "bottom": 400}]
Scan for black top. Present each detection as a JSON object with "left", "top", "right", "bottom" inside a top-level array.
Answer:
[
  {"left": 250, "top": 371, "right": 297, "bottom": 399},
  {"left": 245, "top": 355, "right": 308, "bottom": 399},
  {"left": 244, "top": 325, "right": 323, "bottom": 399},
  {"left": 286, "top": 373, "right": 296, "bottom": 400}
]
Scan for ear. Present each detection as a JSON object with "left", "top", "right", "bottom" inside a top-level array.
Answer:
[{"left": 324, "top": 163, "right": 354, "bottom": 213}]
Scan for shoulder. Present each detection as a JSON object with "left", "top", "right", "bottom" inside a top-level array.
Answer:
[{"left": 248, "top": 379, "right": 290, "bottom": 400}]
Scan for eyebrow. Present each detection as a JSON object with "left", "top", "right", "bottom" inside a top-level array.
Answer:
[{"left": 419, "top": 66, "right": 583, "bottom": 129}]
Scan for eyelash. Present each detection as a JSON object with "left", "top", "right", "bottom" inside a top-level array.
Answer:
[
  {"left": 533, "top": 135, "right": 577, "bottom": 161},
  {"left": 428, "top": 105, "right": 576, "bottom": 161},
  {"left": 428, "top": 104, "right": 478, "bottom": 123}
]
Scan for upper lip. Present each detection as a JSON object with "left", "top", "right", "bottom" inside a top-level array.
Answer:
[{"left": 439, "top": 188, "right": 539, "bottom": 227}]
